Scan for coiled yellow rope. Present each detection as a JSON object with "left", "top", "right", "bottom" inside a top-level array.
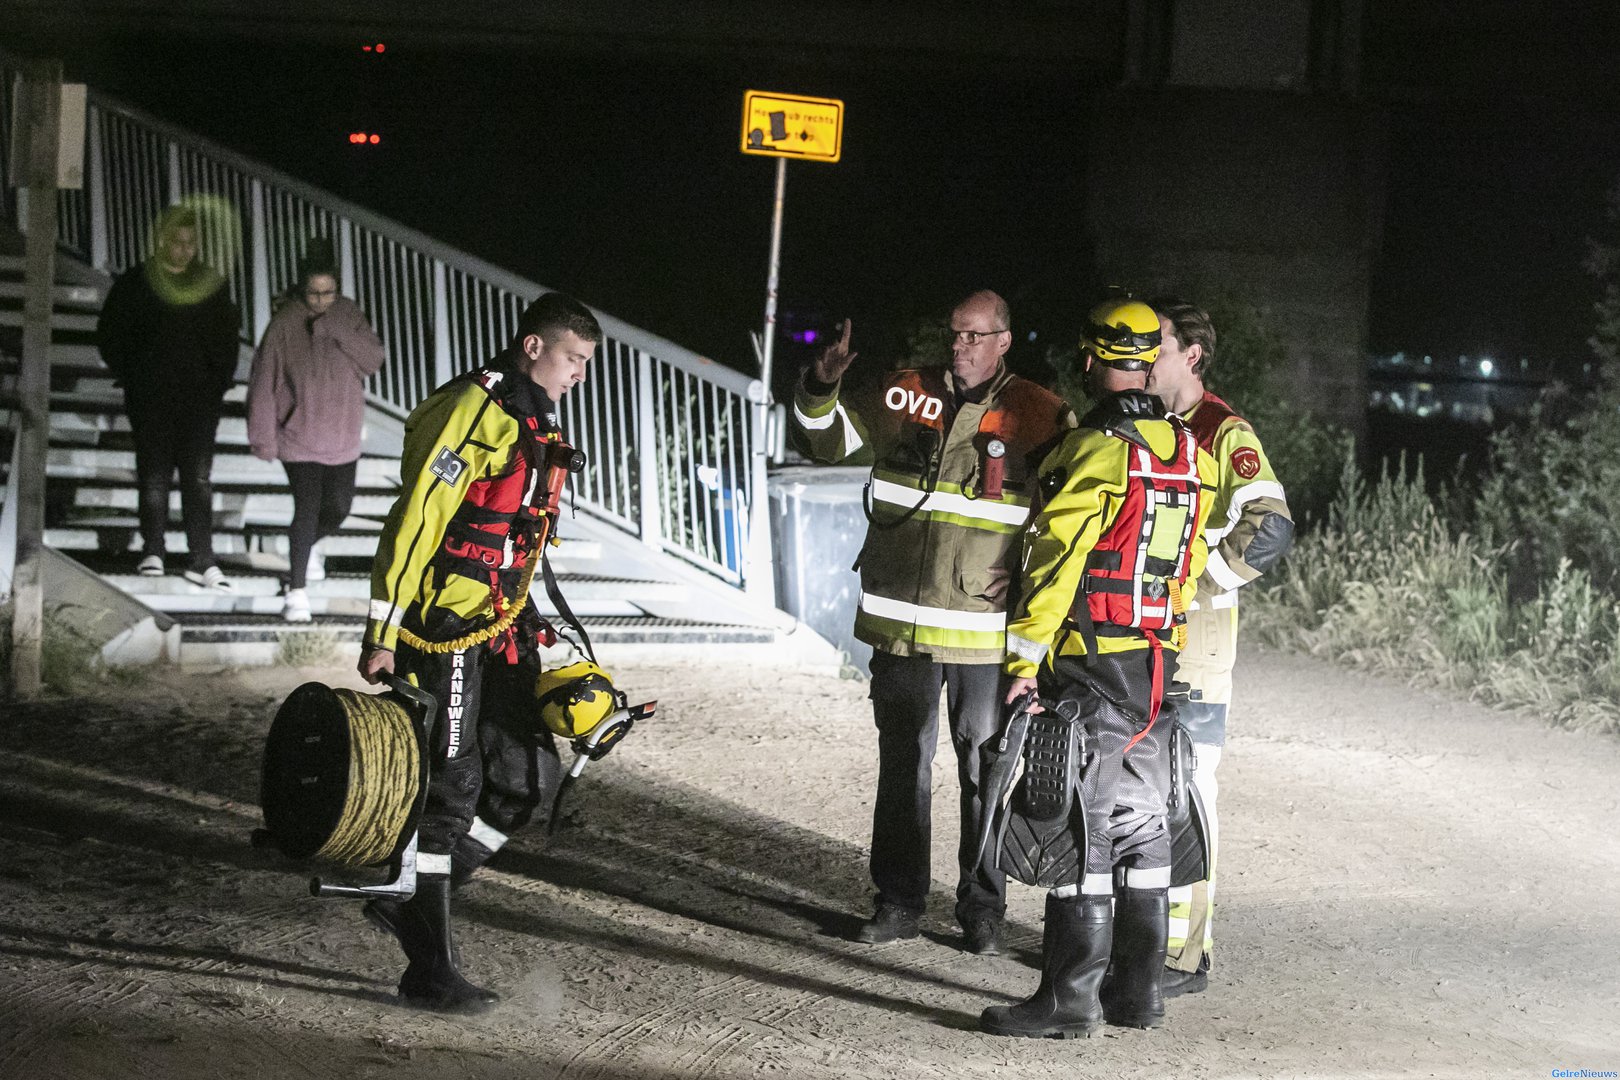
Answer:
[
  {"left": 315, "top": 689, "right": 422, "bottom": 866},
  {"left": 394, "top": 552, "right": 540, "bottom": 655}
]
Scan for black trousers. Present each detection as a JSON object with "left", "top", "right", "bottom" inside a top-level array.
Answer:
[
  {"left": 282, "top": 459, "right": 357, "bottom": 589},
  {"left": 868, "top": 651, "right": 1006, "bottom": 921},
  {"left": 398, "top": 606, "right": 560, "bottom": 862},
  {"left": 126, "top": 389, "right": 221, "bottom": 570},
  {"left": 1041, "top": 648, "right": 1174, "bottom": 889},
  {"left": 475, "top": 652, "right": 564, "bottom": 839}
]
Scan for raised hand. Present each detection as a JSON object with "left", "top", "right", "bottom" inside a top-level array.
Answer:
[{"left": 812, "top": 318, "right": 859, "bottom": 384}]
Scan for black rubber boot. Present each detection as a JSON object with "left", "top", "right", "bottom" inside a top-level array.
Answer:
[
  {"left": 979, "top": 893, "right": 1110, "bottom": 1038},
  {"left": 366, "top": 830, "right": 493, "bottom": 953},
  {"left": 1101, "top": 886, "right": 1169, "bottom": 1028},
  {"left": 450, "top": 831, "right": 496, "bottom": 889},
  {"left": 394, "top": 874, "right": 500, "bottom": 1014}
]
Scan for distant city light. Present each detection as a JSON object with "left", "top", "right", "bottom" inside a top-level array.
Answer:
[
  {"left": 347, "top": 132, "right": 381, "bottom": 145},
  {"left": 1028, "top": 331, "right": 1038, "bottom": 342},
  {"left": 362, "top": 43, "right": 387, "bottom": 53},
  {"left": 1479, "top": 358, "right": 1495, "bottom": 376},
  {"left": 369, "top": 134, "right": 381, "bottom": 145}
]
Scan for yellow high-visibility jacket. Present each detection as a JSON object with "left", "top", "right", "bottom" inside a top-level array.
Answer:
[
  {"left": 366, "top": 365, "right": 556, "bottom": 651},
  {"left": 1006, "top": 390, "right": 1218, "bottom": 679}
]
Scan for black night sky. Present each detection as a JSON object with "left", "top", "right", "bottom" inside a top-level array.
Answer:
[{"left": 8, "top": 5, "right": 1620, "bottom": 395}]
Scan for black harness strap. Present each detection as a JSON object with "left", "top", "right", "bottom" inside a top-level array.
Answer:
[{"left": 541, "top": 548, "right": 597, "bottom": 665}]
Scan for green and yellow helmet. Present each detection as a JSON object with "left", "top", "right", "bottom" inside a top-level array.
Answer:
[
  {"left": 1082, "top": 294, "right": 1162, "bottom": 369},
  {"left": 535, "top": 660, "right": 619, "bottom": 738}
]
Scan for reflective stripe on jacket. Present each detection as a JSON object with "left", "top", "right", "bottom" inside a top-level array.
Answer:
[
  {"left": 1006, "top": 389, "right": 1217, "bottom": 678},
  {"left": 794, "top": 363, "right": 1076, "bottom": 663}
]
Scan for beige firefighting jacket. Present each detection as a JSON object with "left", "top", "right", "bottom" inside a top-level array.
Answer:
[{"left": 793, "top": 362, "right": 1075, "bottom": 664}]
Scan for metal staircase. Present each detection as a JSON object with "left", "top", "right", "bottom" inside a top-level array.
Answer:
[{"left": 0, "top": 53, "right": 836, "bottom": 669}]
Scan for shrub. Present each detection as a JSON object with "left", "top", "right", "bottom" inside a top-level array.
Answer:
[{"left": 1247, "top": 444, "right": 1619, "bottom": 735}]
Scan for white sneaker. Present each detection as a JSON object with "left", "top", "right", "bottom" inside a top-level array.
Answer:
[
  {"left": 137, "top": 554, "right": 164, "bottom": 576},
  {"left": 305, "top": 550, "right": 327, "bottom": 582},
  {"left": 184, "top": 565, "right": 235, "bottom": 593},
  {"left": 281, "top": 588, "right": 312, "bottom": 623}
]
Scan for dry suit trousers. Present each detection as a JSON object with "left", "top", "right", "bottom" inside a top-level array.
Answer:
[
  {"left": 868, "top": 651, "right": 1006, "bottom": 922},
  {"left": 1040, "top": 647, "right": 1175, "bottom": 897},
  {"left": 1167, "top": 604, "right": 1236, "bottom": 970},
  {"left": 397, "top": 614, "right": 562, "bottom": 875}
]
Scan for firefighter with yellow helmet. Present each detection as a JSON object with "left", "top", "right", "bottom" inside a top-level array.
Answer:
[
  {"left": 978, "top": 294, "right": 1217, "bottom": 1038},
  {"left": 357, "top": 293, "right": 608, "bottom": 1014},
  {"left": 1147, "top": 297, "right": 1293, "bottom": 997}
]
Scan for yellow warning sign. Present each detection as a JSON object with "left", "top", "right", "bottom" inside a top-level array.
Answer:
[{"left": 741, "top": 90, "right": 844, "bottom": 163}]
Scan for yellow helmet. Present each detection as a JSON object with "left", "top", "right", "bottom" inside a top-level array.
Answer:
[
  {"left": 1082, "top": 295, "right": 1162, "bottom": 369},
  {"left": 535, "top": 661, "right": 620, "bottom": 738}
]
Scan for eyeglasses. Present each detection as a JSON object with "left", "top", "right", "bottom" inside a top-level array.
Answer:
[
  {"left": 304, "top": 288, "right": 338, "bottom": 299},
  {"left": 949, "top": 328, "right": 1008, "bottom": 346}
]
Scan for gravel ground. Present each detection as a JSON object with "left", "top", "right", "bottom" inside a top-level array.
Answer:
[{"left": 1, "top": 646, "right": 1617, "bottom": 1079}]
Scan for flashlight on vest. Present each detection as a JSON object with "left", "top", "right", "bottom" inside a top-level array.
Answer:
[
  {"left": 980, "top": 437, "right": 1007, "bottom": 500},
  {"left": 538, "top": 440, "right": 587, "bottom": 519},
  {"left": 547, "top": 442, "right": 587, "bottom": 475}
]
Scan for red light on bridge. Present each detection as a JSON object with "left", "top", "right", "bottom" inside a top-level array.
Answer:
[
  {"left": 361, "top": 42, "right": 387, "bottom": 53},
  {"left": 369, "top": 134, "right": 380, "bottom": 145},
  {"left": 347, "top": 132, "right": 382, "bottom": 145}
]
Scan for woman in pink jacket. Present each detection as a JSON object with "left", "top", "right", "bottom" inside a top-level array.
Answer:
[{"left": 246, "top": 241, "right": 386, "bottom": 621}]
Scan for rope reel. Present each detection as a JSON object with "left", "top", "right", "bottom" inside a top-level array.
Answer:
[{"left": 259, "top": 680, "right": 430, "bottom": 868}]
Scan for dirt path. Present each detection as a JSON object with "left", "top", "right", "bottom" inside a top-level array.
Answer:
[{"left": 2, "top": 648, "right": 1617, "bottom": 1079}]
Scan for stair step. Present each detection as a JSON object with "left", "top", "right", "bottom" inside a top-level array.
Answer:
[
  {"left": 0, "top": 282, "right": 104, "bottom": 307},
  {"left": 0, "top": 410, "right": 400, "bottom": 470},
  {"left": 43, "top": 446, "right": 402, "bottom": 486},
  {"left": 171, "top": 613, "right": 774, "bottom": 666},
  {"left": 57, "top": 509, "right": 382, "bottom": 535},
  {"left": 45, "top": 526, "right": 385, "bottom": 557},
  {"left": 0, "top": 309, "right": 98, "bottom": 333},
  {"left": 99, "top": 570, "right": 682, "bottom": 615},
  {"left": 49, "top": 533, "right": 603, "bottom": 568},
  {"left": 65, "top": 487, "right": 400, "bottom": 519},
  {"left": 0, "top": 343, "right": 107, "bottom": 373}
]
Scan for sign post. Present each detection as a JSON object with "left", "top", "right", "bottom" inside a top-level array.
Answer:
[
  {"left": 737, "top": 90, "right": 843, "bottom": 608},
  {"left": 739, "top": 90, "right": 844, "bottom": 401}
]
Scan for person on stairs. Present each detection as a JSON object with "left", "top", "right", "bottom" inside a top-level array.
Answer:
[
  {"left": 246, "top": 238, "right": 386, "bottom": 622},
  {"left": 96, "top": 203, "right": 241, "bottom": 591}
]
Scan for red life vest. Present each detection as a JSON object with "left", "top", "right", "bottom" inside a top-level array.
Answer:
[
  {"left": 1077, "top": 417, "right": 1203, "bottom": 634},
  {"left": 438, "top": 371, "right": 574, "bottom": 578}
]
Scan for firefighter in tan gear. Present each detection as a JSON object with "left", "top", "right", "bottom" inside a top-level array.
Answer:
[
  {"left": 357, "top": 293, "right": 601, "bottom": 1013},
  {"left": 979, "top": 295, "right": 1217, "bottom": 1038},
  {"left": 1147, "top": 298, "right": 1293, "bottom": 997},
  {"left": 792, "top": 290, "right": 1075, "bottom": 955}
]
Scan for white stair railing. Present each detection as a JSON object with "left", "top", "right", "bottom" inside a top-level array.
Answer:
[{"left": 0, "top": 50, "right": 776, "bottom": 604}]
